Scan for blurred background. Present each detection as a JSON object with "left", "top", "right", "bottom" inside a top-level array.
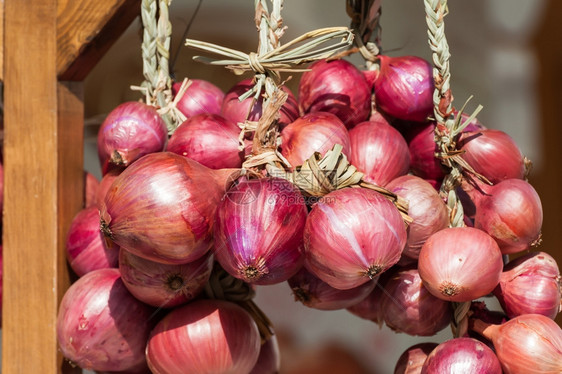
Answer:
[{"left": 81, "top": 0, "right": 561, "bottom": 372}]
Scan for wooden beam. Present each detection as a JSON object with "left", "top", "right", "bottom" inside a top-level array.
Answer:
[
  {"left": 0, "top": 0, "right": 4, "bottom": 82},
  {"left": 57, "top": 0, "right": 141, "bottom": 81}
]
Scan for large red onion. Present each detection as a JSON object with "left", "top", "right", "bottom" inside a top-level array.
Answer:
[
  {"left": 386, "top": 175, "right": 449, "bottom": 259},
  {"left": 172, "top": 79, "right": 224, "bottom": 118},
  {"left": 288, "top": 266, "right": 376, "bottom": 311},
  {"left": 394, "top": 342, "right": 438, "bottom": 374},
  {"left": 459, "top": 129, "right": 526, "bottom": 184},
  {"left": 420, "top": 337, "right": 502, "bottom": 374},
  {"left": 100, "top": 152, "right": 238, "bottom": 264},
  {"left": 298, "top": 59, "right": 371, "bottom": 128},
  {"left": 381, "top": 266, "right": 451, "bottom": 336},
  {"left": 493, "top": 251, "right": 561, "bottom": 319},
  {"left": 97, "top": 101, "right": 168, "bottom": 175},
  {"left": 349, "top": 114, "right": 410, "bottom": 186},
  {"left": 280, "top": 112, "right": 351, "bottom": 168},
  {"left": 214, "top": 177, "right": 307, "bottom": 285},
  {"left": 57, "top": 268, "right": 156, "bottom": 371},
  {"left": 406, "top": 122, "right": 446, "bottom": 183},
  {"left": 146, "top": 299, "right": 261, "bottom": 374},
  {"left": 418, "top": 227, "right": 503, "bottom": 302},
  {"left": 119, "top": 248, "right": 213, "bottom": 308},
  {"left": 66, "top": 206, "right": 119, "bottom": 277},
  {"left": 472, "top": 314, "right": 562, "bottom": 373},
  {"left": 374, "top": 55, "right": 434, "bottom": 123},
  {"left": 304, "top": 187, "right": 407, "bottom": 290},
  {"left": 166, "top": 113, "right": 244, "bottom": 169},
  {"left": 464, "top": 178, "right": 543, "bottom": 254},
  {"left": 84, "top": 171, "right": 99, "bottom": 208},
  {"left": 250, "top": 335, "right": 281, "bottom": 374},
  {"left": 221, "top": 78, "right": 298, "bottom": 130}
]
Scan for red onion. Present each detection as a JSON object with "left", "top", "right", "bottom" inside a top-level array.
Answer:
[
  {"left": 214, "top": 177, "right": 307, "bottom": 285},
  {"left": 288, "top": 266, "right": 376, "bottom": 311},
  {"left": 374, "top": 55, "right": 434, "bottom": 123},
  {"left": 119, "top": 248, "right": 213, "bottom": 308},
  {"left": 420, "top": 337, "right": 502, "bottom": 374},
  {"left": 406, "top": 122, "right": 446, "bottom": 183},
  {"left": 280, "top": 112, "right": 351, "bottom": 168},
  {"left": 221, "top": 78, "right": 298, "bottom": 131},
  {"left": 95, "top": 169, "right": 121, "bottom": 208},
  {"left": 146, "top": 299, "right": 261, "bottom": 374},
  {"left": 418, "top": 227, "right": 503, "bottom": 302},
  {"left": 250, "top": 335, "right": 281, "bottom": 374},
  {"left": 459, "top": 129, "right": 526, "bottom": 184},
  {"left": 346, "top": 273, "right": 387, "bottom": 326},
  {"left": 166, "top": 113, "right": 244, "bottom": 169},
  {"left": 57, "top": 268, "right": 156, "bottom": 371},
  {"left": 472, "top": 314, "right": 562, "bottom": 373},
  {"left": 394, "top": 342, "right": 438, "bottom": 374},
  {"left": 298, "top": 59, "right": 371, "bottom": 128},
  {"left": 349, "top": 115, "right": 410, "bottom": 186},
  {"left": 66, "top": 206, "right": 119, "bottom": 277},
  {"left": 386, "top": 175, "right": 449, "bottom": 259},
  {"left": 84, "top": 171, "right": 99, "bottom": 208},
  {"left": 304, "top": 187, "right": 407, "bottom": 290},
  {"left": 493, "top": 251, "right": 561, "bottom": 319},
  {"left": 381, "top": 266, "right": 451, "bottom": 336},
  {"left": 100, "top": 152, "right": 238, "bottom": 264},
  {"left": 454, "top": 110, "right": 487, "bottom": 133},
  {"left": 172, "top": 79, "right": 224, "bottom": 118},
  {"left": 465, "top": 178, "right": 543, "bottom": 254},
  {"left": 97, "top": 101, "right": 168, "bottom": 175}
]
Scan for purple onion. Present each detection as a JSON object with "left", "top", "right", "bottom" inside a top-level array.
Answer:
[
  {"left": 250, "top": 335, "right": 281, "bottom": 374},
  {"left": 172, "top": 79, "right": 224, "bottom": 118},
  {"left": 394, "top": 342, "right": 438, "bottom": 374},
  {"left": 405, "top": 122, "right": 446, "bottom": 183}
]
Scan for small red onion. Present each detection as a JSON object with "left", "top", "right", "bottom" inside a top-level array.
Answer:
[
  {"left": 288, "top": 266, "right": 376, "bottom": 311},
  {"left": 280, "top": 112, "right": 351, "bottom": 168},
  {"left": 464, "top": 178, "right": 543, "bottom": 254},
  {"left": 166, "top": 113, "right": 244, "bottom": 169},
  {"left": 394, "top": 342, "right": 438, "bottom": 374},
  {"left": 146, "top": 299, "right": 261, "bottom": 374},
  {"left": 459, "top": 129, "right": 527, "bottom": 184},
  {"left": 381, "top": 266, "right": 451, "bottom": 336},
  {"left": 349, "top": 114, "right": 410, "bottom": 186},
  {"left": 84, "top": 171, "right": 99, "bottom": 208},
  {"left": 420, "top": 337, "right": 502, "bottom": 374},
  {"left": 97, "top": 101, "right": 168, "bottom": 175},
  {"left": 100, "top": 152, "right": 238, "bottom": 264},
  {"left": 95, "top": 169, "right": 121, "bottom": 208},
  {"left": 406, "top": 122, "right": 446, "bottom": 182},
  {"left": 298, "top": 59, "right": 371, "bottom": 128},
  {"left": 472, "top": 314, "right": 562, "bottom": 373},
  {"left": 57, "top": 268, "right": 156, "bottom": 371},
  {"left": 346, "top": 273, "right": 387, "bottom": 326},
  {"left": 386, "top": 175, "right": 449, "bottom": 259},
  {"left": 119, "top": 248, "right": 213, "bottom": 308},
  {"left": 214, "top": 177, "right": 307, "bottom": 285},
  {"left": 66, "top": 206, "right": 119, "bottom": 277},
  {"left": 221, "top": 78, "right": 298, "bottom": 130},
  {"left": 493, "top": 251, "right": 561, "bottom": 319},
  {"left": 304, "top": 188, "right": 407, "bottom": 290},
  {"left": 418, "top": 227, "right": 503, "bottom": 302},
  {"left": 250, "top": 335, "right": 281, "bottom": 374},
  {"left": 172, "top": 79, "right": 224, "bottom": 118},
  {"left": 374, "top": 55, "right": 434, "bottom": 123}
]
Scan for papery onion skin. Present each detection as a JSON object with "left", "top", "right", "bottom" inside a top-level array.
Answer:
[
  {"left": 172, "top": 79, "right": 224, "bottom": 118},
  {"left": 349, "top": 115, "right": 410, "bottom": 186},
  {"left": 84, "top": 171, "right": 99, "bottom": 208},
  {"left": 250, "top": 335, "right": 281, "bottom": 374},
  {"left": 280, "top": 112, "right": 351, "bottom": 168},
  {"left": 95, "top": 169, "right": 121, "bottom": 208},
  {"left": 304, "top": 188, "right": 407, "bottom": 290},
  {"left": 288, "top": 266, "right": 376, "bottom": 311},
  {"left": 381, "top": 266, "right": 451, "bottom": 336},
  {"left": 57, "top": 268, "right": 156, "bottom": 372},
  {"left": 472, "top": 314, "right": 562, "bottom": 374},
  {"left": 214, "top": 178, "right": 307, "bottom": 285},
  {"left": 418, "top": 227, "right": 503, "bottom": 302},
  {"left": 406, "top": 122, "right": 446, "bottom": 182},
  {"left": 66, "top": 206, "right": 119, "bottom": 277},
  {"left": 119, "top": 248, "right": 213, "bottom": 308},
  {"left": 97, "top": 101, "right": 168, "bottom": 175},
  {"left": 374, "top": 55, "right": 434, "bottom": 123},
  {"left": 386, "top": 175, "right": 449, "bottom": 259},
  {"left": 146, "top": 299, "right": 261, "bottom": 374},
  {"left": 166, "top": 113, "right": 244, "bottom": 169},
  {"left": 493, "top": 251, "right": 561, "bottom": 319},
  {"left": 100, "top": 152, "right": 236, "bottom": 264},
  {"left": 420, "top": 338, "right": 502, "bottom": 374},
  {"left": 298, "top": 59, "right": 371, "bottom": 128},
  {"left": 394, "top": 342, "right": 438, "bottom": 374}
]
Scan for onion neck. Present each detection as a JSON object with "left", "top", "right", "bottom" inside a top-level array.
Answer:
[{"left": 470, "top": 318, "right": 497, "bottom": 342}]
